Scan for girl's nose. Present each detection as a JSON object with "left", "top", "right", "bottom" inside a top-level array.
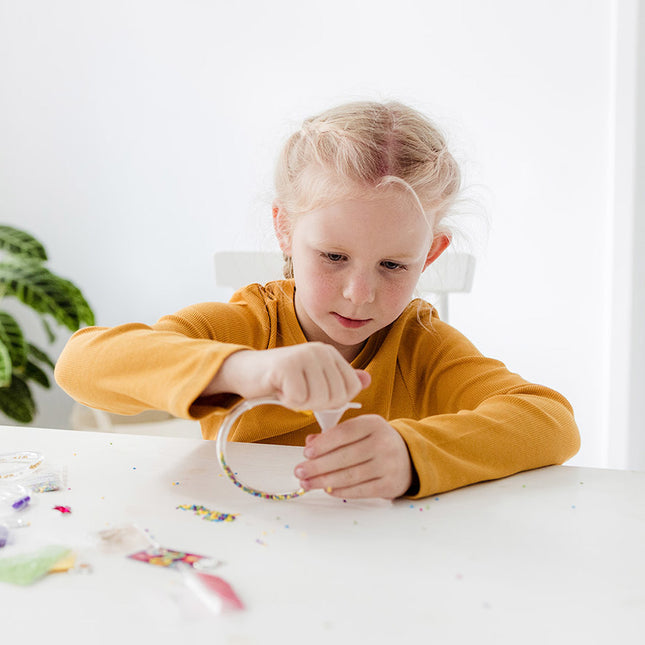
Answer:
[{"left": 342, "top": 270, "right": 376, "bottom": 305}]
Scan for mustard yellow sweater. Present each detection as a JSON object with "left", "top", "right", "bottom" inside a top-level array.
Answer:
[{"left": 55, "top": 280, "right": 580, "bottom": 498}]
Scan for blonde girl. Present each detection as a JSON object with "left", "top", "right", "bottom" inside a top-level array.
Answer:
[{"left": 56, "top": 101, "right": 579, "bottom": 499}]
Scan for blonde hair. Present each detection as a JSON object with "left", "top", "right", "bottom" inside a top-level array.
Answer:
[{"left": 274, "top": 101, "right": 461, "bottom": 277}]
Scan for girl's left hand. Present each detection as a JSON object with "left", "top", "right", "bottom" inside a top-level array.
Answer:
[{"left": 293, "top": 415, "right": 413, "bottom": 500}]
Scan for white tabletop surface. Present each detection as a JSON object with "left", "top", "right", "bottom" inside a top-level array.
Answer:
[{"left": 1, "top": 425, "right": 644, "bottom": 644}]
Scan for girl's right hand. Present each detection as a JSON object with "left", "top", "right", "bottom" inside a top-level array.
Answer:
[{"left": 202, "top": 343, "right": 370, "bottom": 411}]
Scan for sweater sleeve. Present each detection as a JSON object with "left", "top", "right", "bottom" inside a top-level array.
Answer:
[
  {"left": 390, "top": 318, "right": 580, "bottom": 499},
  {"left": 54, "top": 292, "right": 271, "bottom": 419}
]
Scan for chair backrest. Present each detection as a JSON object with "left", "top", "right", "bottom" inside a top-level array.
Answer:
[
  {"left": 417, "top": 251, "right": 475, "bottom": 294},
  {"left": 214, "top": 250, "right": 475, "bottom": 320},
  {"left": 214, "top": 251, "right": 285, "bottom": 289}
]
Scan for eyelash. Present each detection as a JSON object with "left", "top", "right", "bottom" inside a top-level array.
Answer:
[
  {"left": 321, "top": 253, "right": 406, "bottom": 272},
  {"left": 381, "top": 261, "right": 406, "bottom": 271}
]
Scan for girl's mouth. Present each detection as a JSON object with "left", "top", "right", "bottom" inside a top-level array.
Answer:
[{"left": 332, "top": 313, "right": 371, "bottom": 329}]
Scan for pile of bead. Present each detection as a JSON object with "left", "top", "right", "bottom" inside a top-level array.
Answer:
[{"left": 176, "top": 504, "right": 239, "bottom": 522}]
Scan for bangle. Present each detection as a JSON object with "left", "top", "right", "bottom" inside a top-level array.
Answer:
[
  {"left": 216, "top": 397, "right": 306, "bottom": 500},
  {"left": 215, "top": 397, "right": 360, "bottom": 501}
]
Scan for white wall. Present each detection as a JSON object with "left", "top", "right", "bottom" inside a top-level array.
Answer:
[
  {"left": 605, "top": 0, "right": 645, "bottom": 471},
  {"left": 0, "top": 0, "right": 638, "bottom": 470},
  {"left": 628, "top": 0, "right": 645, "bottom": 470}
]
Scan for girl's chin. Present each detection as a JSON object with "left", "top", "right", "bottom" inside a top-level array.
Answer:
[{"left": 323, "top": 326, "right": 373, "bottom": 354}]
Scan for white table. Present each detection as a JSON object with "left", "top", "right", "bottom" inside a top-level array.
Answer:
[{"left": 1, "top": 425, "right": 644, "bottom": 644}]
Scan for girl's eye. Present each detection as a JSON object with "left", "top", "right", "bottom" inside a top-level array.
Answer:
[
  {"left": 382, "top": 261, "right": 405, "bottom": 271},
  {"left": 324, "top": 253, "right": 345, "bottom": 262}
]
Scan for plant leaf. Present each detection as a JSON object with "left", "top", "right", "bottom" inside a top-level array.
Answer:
[
  {"left": 0, "top": 340, "right": 11, "bottom": 387},
  {"left": 41, "top": 316, "right": 56, "bottom": 343},
  {"left": 23, "top": 360, "right": 51, "bottom": 388},
  {"left": 28, "top": 343, "right": 56, "bottom": 370},
  {"left": 0, "top": 375, "right": 35, "bottom": 423},
  {"left": 0, "top": 225, "right": 47, "bottom": 261},
  {"left": 0, "top": 310, "right": 28, "bottom": 369},
  {"left": 58, "top": 277, "right": 95, "bottom": 327},
  {"left": 0, "top": 259, "right": 84, "bottom": 331}
]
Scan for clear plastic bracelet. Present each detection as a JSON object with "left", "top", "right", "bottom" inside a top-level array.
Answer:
[
  {"left": 0, "top": 452, "right": 44, "bottom": 480},
  {"left": 216, "top": 396, "right": 360, "bottom": 501}
]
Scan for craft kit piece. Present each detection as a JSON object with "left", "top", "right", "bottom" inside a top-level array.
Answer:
[
  {"left": 0, "top": 483, "right": 31, "bottom": 514},
  {"left": 96, "top": 524, "right": 153, "bottom": 555},
  {"left": 1, "top": 516, "right": 30, "bottom": 529},
  {"left": 0, "top": 452, "right": 43, "bottom": 480},
  {"left": 216, "top": 396, "right": 360, "bottom": 500},
  {"left": 48, "top": 551, "right": 77, "bottom": 573},
  {"left": 129, "top": 547, "right": 219, "bottom": 570},
  {"left": 0, "top": 545, "right": 71, "bottom": 586},
  {"left": 18, "top": 467, "right": 66, "bottom": 493},
  {"left": 178, "top": 562, "right": 244, "bottom": 614}
]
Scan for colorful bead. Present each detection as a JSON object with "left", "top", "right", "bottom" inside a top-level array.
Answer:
[
  {"left": 176, "top": 504, "right": 238, "bottom": 522},
  {"left": 218, "top": 452, "right": 305, "bottom": 501}
]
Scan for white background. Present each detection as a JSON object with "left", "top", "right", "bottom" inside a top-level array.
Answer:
[{"left": 0, "top": 1, "right": 643, "bottom": 470}]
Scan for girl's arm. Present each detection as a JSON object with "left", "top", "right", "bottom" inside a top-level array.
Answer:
[
  {"left": 294, "top": 314, "right": 580, "bottom": 500},
  {"left": 56, "top": 294, "right": 369, "bottom": 419},
  {"left": 393, "top": 321, "right": 580, "bottom": 498},
  {"left": 54, "top": 317, "right": 252, "bottom": 419},
  {"left": 391, "top": 385, "right": 579, "bottom": 498}
]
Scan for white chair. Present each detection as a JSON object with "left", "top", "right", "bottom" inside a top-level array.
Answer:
[
  {"left": 416, "top": 251, "right": 476, "bottom": 321},
  {"left": 215, "top": 250, "right": 475, "bottom": 322}
]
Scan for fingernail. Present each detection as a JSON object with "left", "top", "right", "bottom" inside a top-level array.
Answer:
[
  {"left": 294, "top": 466, "right": 305, "bottom": 478},
  {"left": 300, "top": 480, "right": 311, "bottom": 491},
  {"left": 303, "top": 447, "right": 313, "bottom": 458}
]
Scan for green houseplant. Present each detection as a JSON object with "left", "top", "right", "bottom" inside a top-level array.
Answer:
[{"left": 0, "top": 225, "right": 94, "bottom": 423}]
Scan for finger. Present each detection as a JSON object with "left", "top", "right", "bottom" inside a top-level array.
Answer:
[
  {"left": 285, "top": 349, "right": 341, "bottom": 410},
  {"left": 299, "top": 459, "right": 377, "bottom": 493},
  {"left": 310, "top": 351, "right": 358, "bottom": 410},
  {"left": 271, "top": 358, "right": 309, "bottom": 408},
  {"left": 303, "top": 417, "right": 373, "bottom": 458},
  {"left": 356, "top": 369, "right": 371, "bottom": 390},
  {"left": 317, "top": 354, "right": 348, "bottom": 409},
  {"left": 295, "top": 438, "right": 372, "bottom": 482},
  {"left": 326, "top": 478, "right": 393, "bottom": 499},
  {"left": 333, "top": 360, "right": 364, "bottom": 405},
  {"left": 302, "top": 360, "right": 334, "bottom": 410}
]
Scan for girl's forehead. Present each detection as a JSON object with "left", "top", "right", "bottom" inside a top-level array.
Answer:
[
  {"left": 295, "top": 194, "right": 433, "bottom": 254},
  {"left": 302, "top": 191, "right": 430, "bottom": 230}
]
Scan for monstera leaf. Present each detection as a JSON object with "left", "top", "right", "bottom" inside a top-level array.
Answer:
[{"left": 0, "top": 225, "right": 94, "bottom": 423}]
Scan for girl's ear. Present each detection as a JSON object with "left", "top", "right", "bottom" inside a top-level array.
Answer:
[
  {"left": 272, "top": 202, "right": 293, "bottom": 255},
  {"left": 422, "top": 233, "right": 451, "bottom": 271}
]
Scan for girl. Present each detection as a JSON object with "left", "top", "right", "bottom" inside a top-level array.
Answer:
[{"left": 55, "top": 101, "right": 580, "bottom": 500}]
